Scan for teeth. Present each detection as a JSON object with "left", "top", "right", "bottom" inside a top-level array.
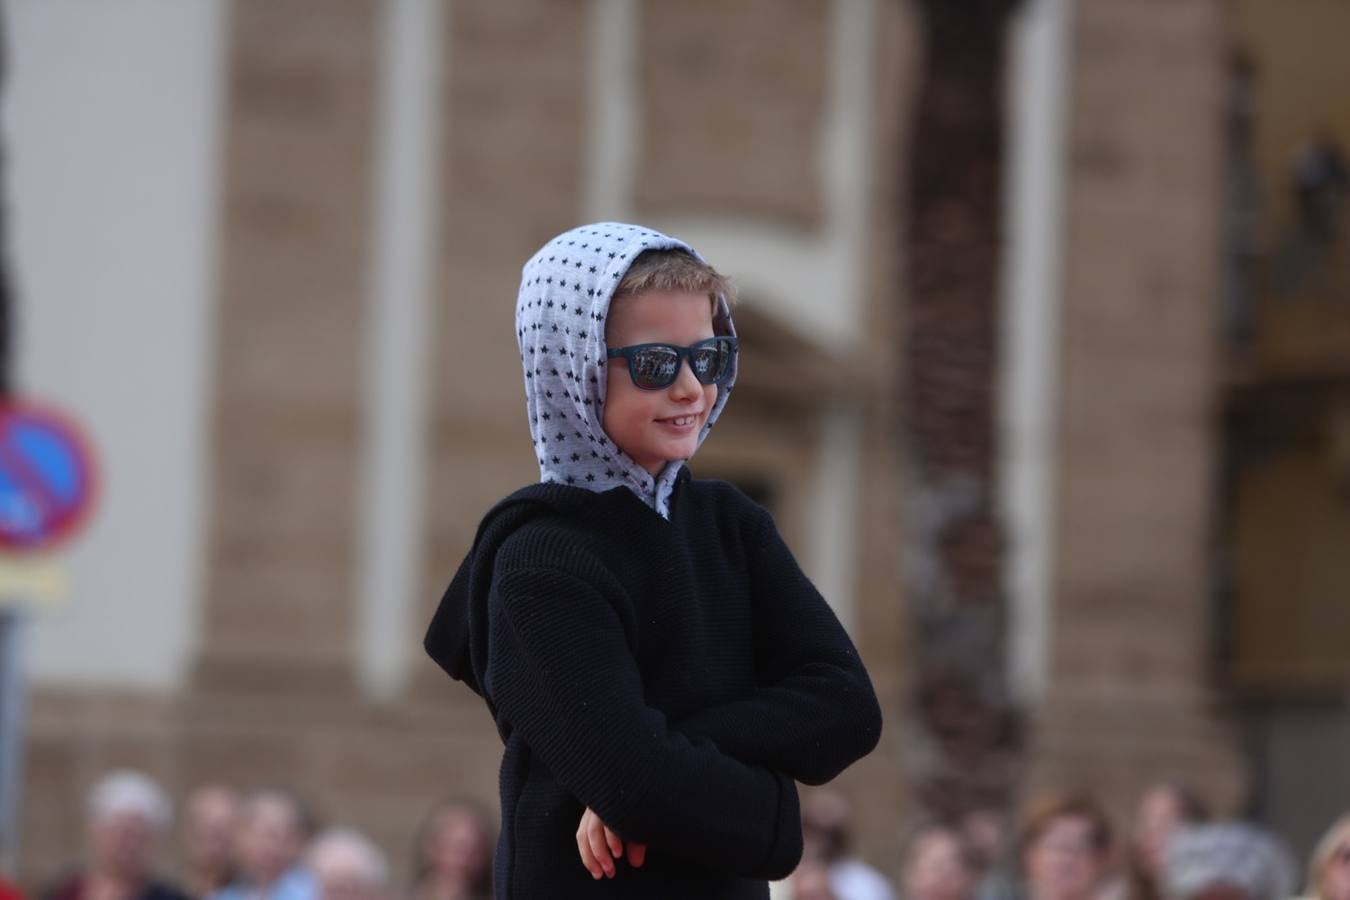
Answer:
[{"left": 665, "top": 415, "right": 695, "bottom": 426}]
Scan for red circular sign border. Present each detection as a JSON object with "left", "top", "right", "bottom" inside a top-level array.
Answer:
[{"left": 0, "top": 400, "right": 99, "bottom": 553}]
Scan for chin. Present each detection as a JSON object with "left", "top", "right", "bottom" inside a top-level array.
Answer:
[{"left": 668, "top": 444, "right": 698, "bottom": 464}]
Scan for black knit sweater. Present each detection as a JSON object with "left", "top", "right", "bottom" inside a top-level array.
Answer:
[{"left": 425, "top": 470, "right": 883, "bottom": 899}]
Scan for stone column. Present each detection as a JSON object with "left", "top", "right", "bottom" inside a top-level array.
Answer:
[
  {"left": 409, "top": 0, "right": 590, "bottom": 701},
  {"left": 1028, "top": 0, "right": 1246, "bottom": 814},
  {"left": 191, "top": 0, "right": 378, "bottom": 700}
]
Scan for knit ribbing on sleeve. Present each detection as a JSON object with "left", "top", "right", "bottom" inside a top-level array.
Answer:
[{"left": 487, "top": 564, "right": 803, "bottom": 878}]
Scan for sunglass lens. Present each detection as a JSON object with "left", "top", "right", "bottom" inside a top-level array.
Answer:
[
  {"left": 691, "top": 341, "right": 733, "bottom": 385},
  {"left": 630, "top": 347, "right": 681, "bottom": 389}
]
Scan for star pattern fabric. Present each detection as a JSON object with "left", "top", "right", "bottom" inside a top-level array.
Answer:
[{"left": 515, "top": 222, "right": 736, "bottom": 519}]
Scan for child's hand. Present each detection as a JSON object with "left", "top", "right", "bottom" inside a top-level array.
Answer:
[{"left": 576, "top": 807, "right": 646, "bottom": 879}]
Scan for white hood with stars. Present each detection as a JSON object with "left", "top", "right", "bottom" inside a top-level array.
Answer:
[{"left": 514, "top": 222, "right": 736, "bottom": 519}]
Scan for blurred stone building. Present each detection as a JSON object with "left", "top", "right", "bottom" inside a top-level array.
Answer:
[{"left": 6, "top": 0, "right": 1348, "bottom": 889}]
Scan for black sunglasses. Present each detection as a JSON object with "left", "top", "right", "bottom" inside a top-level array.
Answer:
[{"left": 606, "top": 336, "right": 738, "bottom": 391}]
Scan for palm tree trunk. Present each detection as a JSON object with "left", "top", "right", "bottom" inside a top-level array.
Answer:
[{"left": 902, "top": 0, "right": 1023, "bottom": 822}]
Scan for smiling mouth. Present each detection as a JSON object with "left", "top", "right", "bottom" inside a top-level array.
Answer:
[{"left": 657, "top": 414, "right": 700, "bottom": 426}]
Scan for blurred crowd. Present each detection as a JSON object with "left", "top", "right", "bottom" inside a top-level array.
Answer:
[
  {"left": 4, "top": 771, "right": 1350, "bottom": 900},
  {"left": 2, "top": 772, "right": 495, "bottom": 900},
  {"left": 783, "top": 784, "right": 1349, "bottom": 900}
]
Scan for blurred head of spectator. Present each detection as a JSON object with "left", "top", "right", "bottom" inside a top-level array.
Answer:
[
  {"left": 792, "top": 857, "right": 840, "bottom": 900},
  {"left": 901, "top": 824, "right": 976, "bottom": 900},
  {"left": 1126, "top": 784, "right": 1208, "bottom": 900},
  {"left": 799, "top": 790, "right": 896, "bottom": 900},
  {"left": 802, "top": 790, "right": 854, "bottom": 865},
  {"left": 86, "top": 770, "right": 175, "bottom": 886},
  {"left": 1020, "top": 791, "right": 1113, "bottom": 900},
  {"left": 412, "top": 799, "right": 494, "bottom": 900},
  {"left": 181, "top": 785, "right": 239, "bottom": 898},
  {"left": 306, "top": 829, "right": 387, "bottom": 900},
  {"left": 1306, "top": 814, "right": 1350, "bottom": 900},
  {"left": 960, "top": 807, "right": 1011, "bottom": 877},
  {"left": 233, "top": 790, "right": 316, "bottom": 892},
  {"left": 1160, "top": 823, "right": 1294, "bottom": 900},
  {"left": 42, "top": 770, "right": 189, "bottom": 900}
]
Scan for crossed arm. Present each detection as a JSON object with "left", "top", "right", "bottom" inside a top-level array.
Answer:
[
  {"left": 487, "top": 565, "right": 803, "bottom": 881},
  {"left": 569, "top": 512, "right": 883, "bottom": 876},
  {"left": 673, "top": 509, "right": 883, "bottom": 783},
  {"left": 491, "top": 510, "right": 881, "bottom": 880}
]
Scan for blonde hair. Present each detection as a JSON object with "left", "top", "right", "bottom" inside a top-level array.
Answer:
[
  {"left": 613, "top": 248, "right": 734, "bottom": 309},
  {"left": 1020, "top": 790, "right": 1113, "bottom": 858},
  {"left": 1307, "top": 813, "right": 1350, "bottom": 898}
]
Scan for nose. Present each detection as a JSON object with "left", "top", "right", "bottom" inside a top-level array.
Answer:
[{"left": 669, "top": 356, "right": 703, "bottom": 400}]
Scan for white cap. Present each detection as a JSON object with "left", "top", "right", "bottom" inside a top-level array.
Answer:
[{"left": 86, "top": 769, "right": 173, "bottom": 832}]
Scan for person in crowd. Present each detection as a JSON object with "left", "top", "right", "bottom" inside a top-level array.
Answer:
[
  {"left": 306, "top": 830, "right": 387, "bottom": 900},
  {"left": 1020, "top": 791, "right": 1114, "bottom": 900},
  {"left": 791, "top": 859, "right": 840, "bottom": 900},
  {"left": 900, "top": 824, "right": 976, "bottom": 900},
  {"left": 799, "top": 790, "right": 897, "bottom": 900},
  {"left": 959, "top": 807, "right": 1018, "bottom": 900},
  {"left": 180, "top": 785, "right": 240, "bottom": 899},
  {"left": 209, "top": 790, "right": 317, "bottom": 900},
  {"left": 1160, "top": 822, "right": 1293, "bottom": 900},
  {"left": 1124, "top": 784, "right": 1208, "bottom": 900},
  {"left": 42, "top": 769, "right": 190, "bottom": 900},
  {"left": 410, "top": 800, "right": 493, "bottom": 900},
  {"left": 1302, "top": 814, "right": 1350, "bottom": 900}
]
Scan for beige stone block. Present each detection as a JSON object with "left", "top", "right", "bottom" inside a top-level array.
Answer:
[
  {"left": 438, "top": 1, "right": 586, "bottom": 263},
  {"left": 636, "top": 0, "right": 828, "bottom": 224},
  {"left": 206, "top": 547, "right": 350, "bottom": 614},
  {"left": 20, "top": 736, "right": 83, "bottom": 887},
  {"left": 175, "top": 726, "right": 313, "bottom": 793}
]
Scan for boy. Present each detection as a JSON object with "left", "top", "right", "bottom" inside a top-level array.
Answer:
[{"left": 425, "top": 223, "right": 882, "bottom": 899}]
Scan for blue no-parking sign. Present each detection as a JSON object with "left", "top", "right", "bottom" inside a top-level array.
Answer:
[
  {"left": 0, "top": 402, "right": 95, "bottom": 867},
  {"left": 0, "top": 402, "right": 97, "bottom": 553},
  {"left": 0, "top": 401, "right": 97, "bottom": 871}
]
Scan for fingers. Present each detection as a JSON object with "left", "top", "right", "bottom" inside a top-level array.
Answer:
[
  {"left": 588, "top": 819, "right": 616, "bottom": 879},
  {"left": 577, "top": 808, "right": 646, "bottom": 879},
  {"left": 576, "top": 810, "right": 602, "bottom": 879},
  {"left": 576, "top": 808, "right": 617, "bottom": 879},
  {"left": 604, "top": 823, "right": 624, "bottom": 861}
]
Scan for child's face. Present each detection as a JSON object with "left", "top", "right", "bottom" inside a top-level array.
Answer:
[{"left": 603, "top": 289, "right": 718, "bottom": 475}]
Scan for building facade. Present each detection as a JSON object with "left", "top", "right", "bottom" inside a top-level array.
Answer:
[{"left": 9, "top": 0, "right": 1346, "bottom": 888}]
